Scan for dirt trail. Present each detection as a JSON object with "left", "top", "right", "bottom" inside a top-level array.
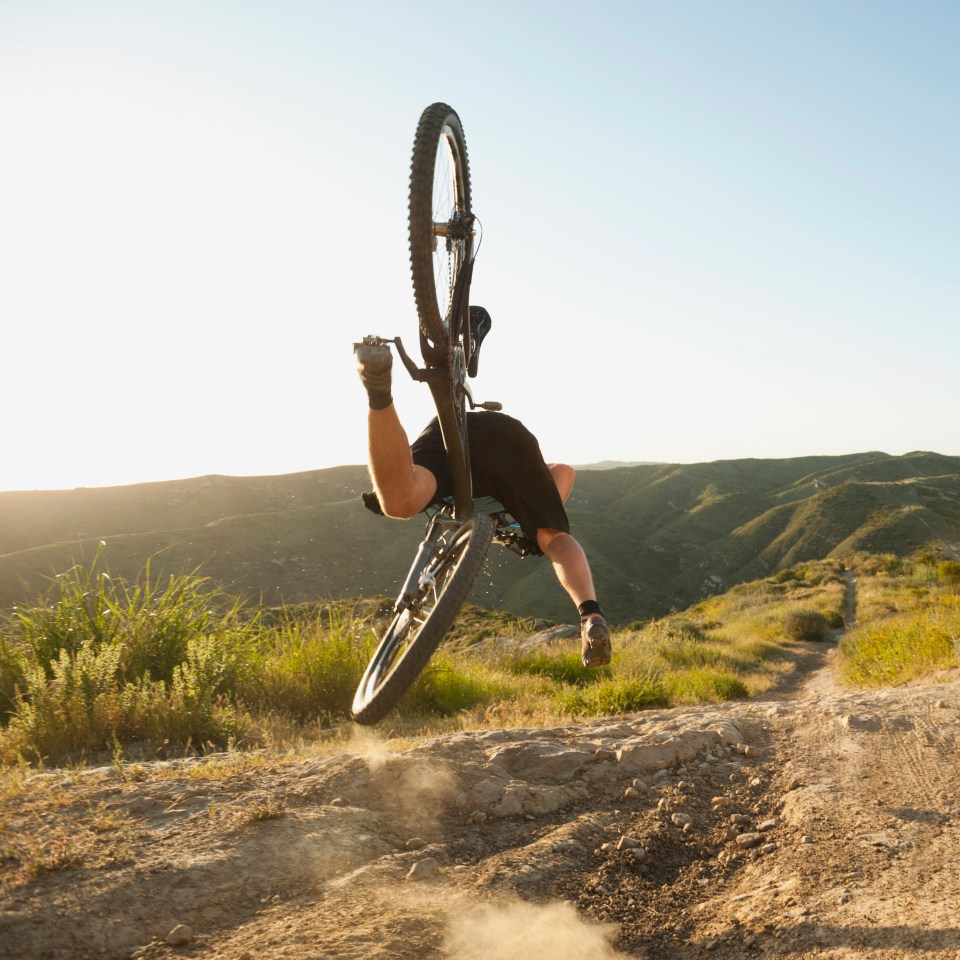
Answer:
[{"left": 3, "top": 586, "right": 960, "bottom": 960}]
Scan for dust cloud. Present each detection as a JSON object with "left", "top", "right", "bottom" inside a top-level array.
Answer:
[
  {"left": 348, "top": 725, "right": 394, "bottom": 771},
  {"left": 345, "top": 724, "right": 458, "bottom": 829},
  {"left": 443, "top": 897, "right": 628, "bottom": 960}
]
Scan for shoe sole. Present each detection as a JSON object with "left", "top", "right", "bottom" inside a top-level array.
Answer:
[
  {"left": 582, "top": 656, "right": 611, "bottom": 668},
  {"left": 581, "top": 642, "right": 612, "bottom": 668}
]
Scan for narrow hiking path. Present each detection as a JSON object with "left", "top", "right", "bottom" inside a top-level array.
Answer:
[
  {"left": 768, "top": 568, "right": 855, "bottom": 703},
  {"left": 793, "top": 568, "right": 857, "bottom": 701}
]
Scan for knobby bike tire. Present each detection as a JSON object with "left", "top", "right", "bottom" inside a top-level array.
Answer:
[
  {"left": 351, "top": 514, "right": 494, "bottom": 725},
  {"left": 408, "top": 102, "right": 472, "bottom": 346}
]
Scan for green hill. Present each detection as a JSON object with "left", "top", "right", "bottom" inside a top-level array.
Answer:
[{"left": 1, "top": 451, "right": 958, "bottom": 623}]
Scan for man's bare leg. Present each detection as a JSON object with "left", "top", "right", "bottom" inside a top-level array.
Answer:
[
  {"left": 536, "top": 527, "right": 596, "bottom": 607},
  {"left": 547, "top": 463, "right": 575, "bottom": 504},
  {"left": 356, "top": 340, "right": 436, "bottom": 519},
  {"left": 366, "top": 405, "right": 437, "bottom": 519},
  {"left": 537, "top": 522, "right": 612, "bottom": 668}
]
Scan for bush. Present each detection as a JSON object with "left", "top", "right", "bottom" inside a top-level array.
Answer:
[
  {"left": 883, "top": 556, "right": 906, "bottom": 576},
  {"left": 937, "top": 561, "right": 960, "bottom": 588},
  {"left": 784, "top": 609, "right": 831, "bottom": 642},
  {"left": 0, "top": 558, "right": 268, "bottom": 763},
  {"left": 774, "top": 567, "right": 800, "bottom": 584}
]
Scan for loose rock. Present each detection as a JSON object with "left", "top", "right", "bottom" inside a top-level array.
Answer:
[
  {"left": 406, "top": 858, "right": 440, "bottom": 881},
  {"left": 736, "top": 832, "right": 764, "bottom": 849},
  {"left": 165, "top": 924, "right": 193, "bottom": 947}
]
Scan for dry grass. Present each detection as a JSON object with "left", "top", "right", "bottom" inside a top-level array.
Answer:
[{"left": 4, "top": 552, "right": 957, "bottom": 768}]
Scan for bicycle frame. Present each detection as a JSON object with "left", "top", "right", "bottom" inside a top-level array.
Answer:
[{"left": 392, "top": 499, "right": 535, "bottom": 615}]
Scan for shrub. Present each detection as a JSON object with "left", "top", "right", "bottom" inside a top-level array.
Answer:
[
  {"left": 0, "top": 558, "right": 265, "bottom": 763},
  {"left": 883, "top": 556, "right": 906, "bottom": 576},
  {"left": 0, "top": 638, "right": 27, "bottom": 723},
  {"left": 938, "top": 561, "right": 960, "bottom": 588},
  {"left": 774, "top": 567, "right": 800, "bottom": 584},
  {"left": 784, "top": 609, "right": 831, "bottom": 642}
]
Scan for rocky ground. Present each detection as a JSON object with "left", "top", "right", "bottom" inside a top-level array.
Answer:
[{"left": 3, "top": 634, "right": 960, "bottom": 959}]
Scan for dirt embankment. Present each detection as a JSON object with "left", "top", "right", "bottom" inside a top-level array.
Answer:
[{"left": 4, "top": 594, "right": 960, "bottom": 959}]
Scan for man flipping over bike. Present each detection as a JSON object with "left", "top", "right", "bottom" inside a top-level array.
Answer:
[{"left": 354, "top": 308, "right": 612, "bottom": 668}]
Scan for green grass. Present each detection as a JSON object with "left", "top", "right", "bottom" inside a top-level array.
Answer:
[
  {"left": 837, "top": 554, "right": 960, "bottom": 686},
  {"left": 837, "top": 605, "right": 960, "bottom": 686},
  {"left": 552, "top": 674, "right": 669, "bottom": 715},
  {"left": 3, "top": 552, "right": 959, "bottom": 766},
  {"left": 0, "top": 554, "right": 374, "bottom": 764},
  {"left": 504, "top": 651, "right": 596, "bottom": 685}
]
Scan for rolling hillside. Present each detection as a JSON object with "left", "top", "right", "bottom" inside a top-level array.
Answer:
[{"left": 1, "top": 451, "right": 958, "bottom": 623}]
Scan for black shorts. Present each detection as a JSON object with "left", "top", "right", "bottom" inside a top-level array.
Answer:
[{"left": 410, "top": 411, "right": 570, "bottom": 546}]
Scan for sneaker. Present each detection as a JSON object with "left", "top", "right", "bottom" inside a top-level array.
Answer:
[
  {"left": 353, "top": 340, "right": 393, "bottom": 408},
  {"left": 580, "top": 614, "right": 612, "bottom": 667},
  {"left": 467, "top": 306, "right": 492, "bottom": 377}
]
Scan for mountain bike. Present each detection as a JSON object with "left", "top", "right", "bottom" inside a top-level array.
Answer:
[{"left": 351, "top": 103, "right": 533, "bottom": 726}]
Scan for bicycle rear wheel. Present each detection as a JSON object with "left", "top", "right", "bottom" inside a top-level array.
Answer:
[
  {"left": 408, "top": 102, "right": 473, "bottom": 347},
  {"left": 351, "top": 514, "right": 494, "bottom": 726}
]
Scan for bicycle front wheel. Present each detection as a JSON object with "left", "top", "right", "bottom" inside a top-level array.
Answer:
[
  {"left": 351, "top": 514, "right": 494, "bottom": 725},
  {"left": 408, "top": 102, "right": 473, "bottom": 347}
]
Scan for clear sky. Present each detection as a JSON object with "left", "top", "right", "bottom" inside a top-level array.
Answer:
[{"left": 1, "top": 1, "right": 957, "bottom": 492}]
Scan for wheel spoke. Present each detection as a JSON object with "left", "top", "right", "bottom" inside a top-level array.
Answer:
[
  {"left": 432, "top": 130, "right": 463, "bottom": 322},
  {"left": 409, "top": 103, "right": 472, "bottom": 346}
]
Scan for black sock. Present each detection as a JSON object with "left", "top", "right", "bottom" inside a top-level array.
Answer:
[{"left": 578, "top": 600, "right": 602, "bottom": 621}]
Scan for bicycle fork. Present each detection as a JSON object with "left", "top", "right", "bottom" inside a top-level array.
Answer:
[{"left": 395, "top": 518, "right": 445, "bottom": 612}]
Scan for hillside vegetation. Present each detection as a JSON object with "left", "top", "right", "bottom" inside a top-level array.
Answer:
[
  {"left": 2, "top": 548, "right": 958, "bottom": 766},
  {"left": 1, "top": 452, "right": 958, "bottom": 624}
]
